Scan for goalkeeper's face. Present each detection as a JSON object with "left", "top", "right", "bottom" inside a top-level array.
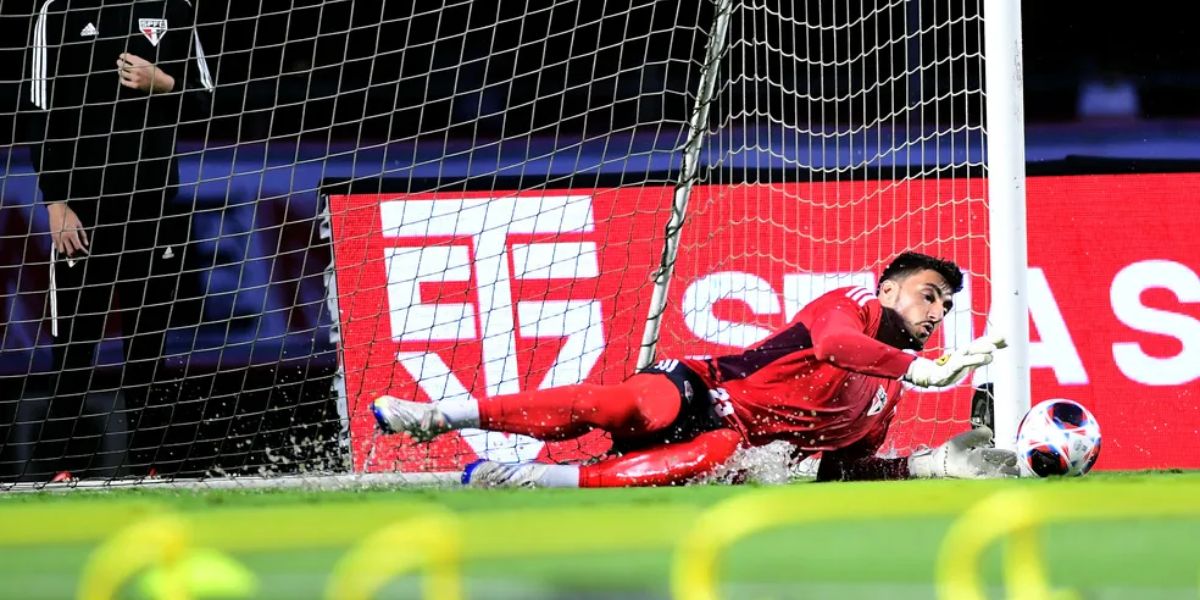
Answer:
[{"left": 878, "top": 269, "right": 953, "bottom": 347}]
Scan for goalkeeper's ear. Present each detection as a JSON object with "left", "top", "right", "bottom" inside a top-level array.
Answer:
[{"left": 877, "top": 278, "right": 900, "bottom": 304}]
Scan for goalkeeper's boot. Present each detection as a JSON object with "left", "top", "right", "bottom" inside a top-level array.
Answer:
[
  {"left": 371, "top": 396, "right": 452, "bottom": 442},
  {"left": 461, "top": 460, "right": 548, "bottom": 488}
]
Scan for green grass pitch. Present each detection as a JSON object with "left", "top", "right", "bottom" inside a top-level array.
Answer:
[{"left": 2, "top": 471, "right": 1198, "bottom": 599}]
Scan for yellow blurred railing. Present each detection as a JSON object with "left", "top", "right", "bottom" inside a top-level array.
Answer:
[
  {"left": 669, "top": 482, "right": 991, "bottom": 600},
  {"left": 3, "top": 481, "right": 1198, "bottom": 600},
  {"left": 1, "top": 500, "right": 700, "bottom": 600},
  {"left": 77, "top": 515, "right": 191, "bottom": 600},
  {"left": 935, "top": 484, "right": 1200, "bottom": 600},
  {"left": 325, "top": 507, "right": 462, "bottom": 600}
]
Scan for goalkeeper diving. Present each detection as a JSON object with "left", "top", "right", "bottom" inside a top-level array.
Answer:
[{"left": 373, "top": 252, "right": 1017, "bottom": 487}]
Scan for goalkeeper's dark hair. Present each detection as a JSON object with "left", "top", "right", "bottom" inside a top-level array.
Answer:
[{"left": 877, "top": 252, "right": 964, "bottom": 294}]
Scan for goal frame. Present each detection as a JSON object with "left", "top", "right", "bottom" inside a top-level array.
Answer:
[
  {"left": 636, "top": 0, "right": 1031, "bottom": 450},
  {"left": 981, "top": 0, "right": 1031, "bottom": 450}
]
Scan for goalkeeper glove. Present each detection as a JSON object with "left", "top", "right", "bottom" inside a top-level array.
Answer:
[
  {"left": 902, "top": 335, "right": 1007, "bottom": 388},
  {"left": 908, "top": 426, "right": 1018, "bottom": 479}
]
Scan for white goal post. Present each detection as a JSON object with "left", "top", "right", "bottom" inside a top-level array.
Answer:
[{"left": 981, "top": 0, "right": 1031, "bottom": 450}]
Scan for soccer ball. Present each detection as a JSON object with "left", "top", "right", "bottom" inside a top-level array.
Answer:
[{"left": 1015, "top": 399, "right": 1102, "bottom": 477}]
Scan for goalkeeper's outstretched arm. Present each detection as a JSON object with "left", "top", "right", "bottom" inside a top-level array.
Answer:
[{"left": 804, "top": 291, "right": 1006, "bottom": 388}]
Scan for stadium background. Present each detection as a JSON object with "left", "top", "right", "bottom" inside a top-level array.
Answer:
[{"left": 2, "top": 0, "right": 1199, "bottom": 480}]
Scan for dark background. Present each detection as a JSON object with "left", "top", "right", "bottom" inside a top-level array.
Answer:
[
  {"left": 0, "top": 1, "right": 1194, "bottom": 482},
  {"left": 2, "top": 1, "right": 1195, "bottom": 145}
]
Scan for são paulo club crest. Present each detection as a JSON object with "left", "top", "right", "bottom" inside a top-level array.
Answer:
[{"left": 139, "top": 19, "right": 167, "bottom": 47}]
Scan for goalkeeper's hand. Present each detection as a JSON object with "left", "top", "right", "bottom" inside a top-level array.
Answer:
[
  {"left": 907, "top": 427, "right": 1018, "bottom": 479},
  {"left": 902, "top": 335, "right": 1007, "bottom": 388}
]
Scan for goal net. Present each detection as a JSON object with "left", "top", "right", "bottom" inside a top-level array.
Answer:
[
  {"left": 0, "top": 0, "right": 1023, "bottom": 486},
  {"left": 662, "top": 0, "right": 994, "bottom": 457}
]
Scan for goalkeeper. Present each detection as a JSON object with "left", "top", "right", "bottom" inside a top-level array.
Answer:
[{"left": 374, "top": 252, "right": 1017, "bottom": 487}]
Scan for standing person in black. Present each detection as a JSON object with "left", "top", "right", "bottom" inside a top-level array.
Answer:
[{"left": 27, "top": 0, "right": 213, "bottom": 479}]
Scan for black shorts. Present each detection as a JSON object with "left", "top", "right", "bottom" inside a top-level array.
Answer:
[{"left": 609, "top": 359, "right": 725, "bottom": 454}]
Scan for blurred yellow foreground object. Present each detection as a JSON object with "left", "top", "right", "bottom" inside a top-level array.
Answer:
[{"left": 137, "top": 548, "right": 258, "bottom": 599}]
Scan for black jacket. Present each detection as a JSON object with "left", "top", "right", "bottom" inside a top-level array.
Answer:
[{"left": 27, "top": 0, "right": 213, "bottom": 205}]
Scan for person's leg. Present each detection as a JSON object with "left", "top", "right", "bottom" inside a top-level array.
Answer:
[
  {"left": 463, "top": 428, "right": 742, "bottom": 488},
  {"left": 479, "top": 374, "right": 683, "bottom": 439},
  {"left": 580, "top": 428, "right": 742, "bottom": 487},
  {"left": 118, "top": 200, "right": 190, "bottom": 474},
  {"left": 373, "top": 373, "right": 683, "bottom": 442},
  {"left": 44, "top": 213, "right": 120, "bottom": 479}
]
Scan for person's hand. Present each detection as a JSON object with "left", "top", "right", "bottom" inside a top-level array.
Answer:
[
  {"left": 47, "top": 202, "right": 88, "bottom": 256},
  {"left": 908, "top": 427, "right": 1018, "bottom": 479},
  {"left": 116, "top": 52, "right": 175, "bottom": 94},
  {"left": 902, "top": 335, "right": 1007, "bottom": 388}
]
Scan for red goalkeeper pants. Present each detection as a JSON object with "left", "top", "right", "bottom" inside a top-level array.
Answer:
[
  {"left": 478, "top": 372, "right": 742, "bottom": 486},
  {"left": 479, "top": 373, "right": 683, "bottom": 440}
]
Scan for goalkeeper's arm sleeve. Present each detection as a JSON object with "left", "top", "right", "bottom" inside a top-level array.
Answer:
[
  {"left": 816, "top": 453, "right": 910, "bottom": 481},
  {"left": 815, "top": 431, "right": 910, "bottom": 481},
  {"left": 808, "top": 297, "right": 916, "bottom": 379}
]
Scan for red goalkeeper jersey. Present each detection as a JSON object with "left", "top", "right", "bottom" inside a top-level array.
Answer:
[{"left": 680, "top": 286, "right": 922, "bottom": 455}]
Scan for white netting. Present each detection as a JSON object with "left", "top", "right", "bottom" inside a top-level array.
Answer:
[
  {"left": 0, "top": 0, "right": 997, "bottom": 486},
  {"left": 671, "top": 0, "right": 989, "bottom": 455}
]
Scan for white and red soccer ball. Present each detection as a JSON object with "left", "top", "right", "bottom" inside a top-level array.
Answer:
[{"left": 1015, "top": 399, "right": 1102, "bottom": 477}]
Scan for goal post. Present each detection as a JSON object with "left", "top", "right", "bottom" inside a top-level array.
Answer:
[
  {"left": 982, "top": 0, "right": 1031, "bottom": 451},
  {"left": 638, "top": 0, "right": 736, "bottom": 371}
]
